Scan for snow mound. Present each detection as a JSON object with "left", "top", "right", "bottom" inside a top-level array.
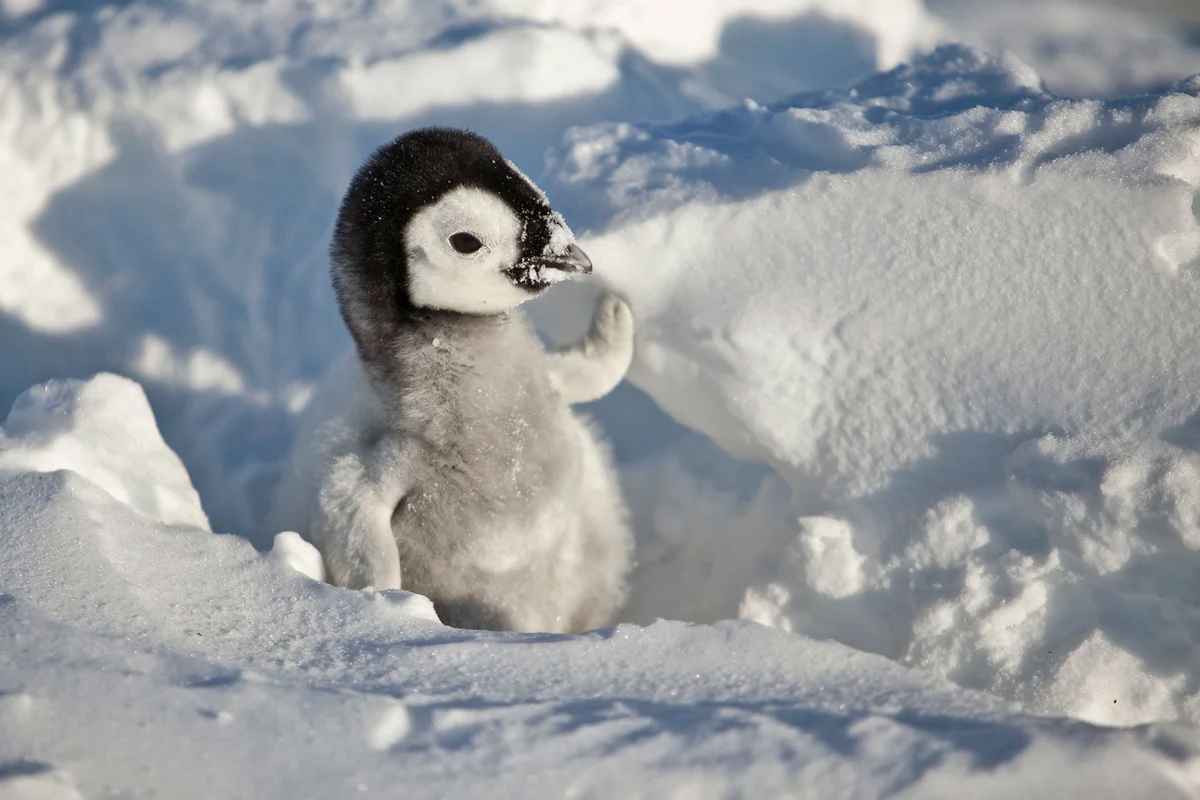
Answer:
[
  {"left": 3, "top": 372, "right": 1200, "bottom": 796},
  {"left": 0, "top": 374, "right": 208, "bottom": 530},
  {"left": 267, "top": 530, "right": 327, "bottom": 583},
  {"left": 541, "top": 45, "right": 1200, "bottom": 726}
]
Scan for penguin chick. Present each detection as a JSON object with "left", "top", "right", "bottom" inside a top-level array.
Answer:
[{"left": 272, "top": 127, "right": 635, "bottom": 633}]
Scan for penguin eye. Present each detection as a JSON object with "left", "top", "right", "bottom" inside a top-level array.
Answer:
[{"left": 448, "top": 232, "right": 483, "bottom": 254}]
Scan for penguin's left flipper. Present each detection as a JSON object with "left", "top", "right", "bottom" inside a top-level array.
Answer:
[
  {"left": 310, "top": 432, "right": 409, "bottom": 591},
  {"left": 546, "top": 291, "right": 635, "bottom": 405}
]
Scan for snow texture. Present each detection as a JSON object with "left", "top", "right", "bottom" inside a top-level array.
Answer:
[
  {"left": 4, "top": 0, "right": 1200, "bottom": 795},
  {"left": 538, "top": 43, "right": 1200, "bottom": 728},
  {"left": 539, "top": 43, "right": 1200, "bottom": 725},
  {"left": 927, "top": 0, "right": 1200, "bottom": 98},
  {"left": 3, "top": 373, "right": 1200, "bottom": 797}
]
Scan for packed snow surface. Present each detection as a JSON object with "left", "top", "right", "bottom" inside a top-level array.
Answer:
[
  {"left": 4, "top": 0, "right": 1200, "bottom": 796},
  {"left": 3, "top": 374, "right": 1200, "bottom": 797}
]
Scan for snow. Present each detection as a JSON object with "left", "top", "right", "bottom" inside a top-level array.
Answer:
[
  {"left": 267, "top": 530, "right": 326, "bottom": 583},
  {"left": 4, "top": 374, "right": 1200, "bottom": 797},
  {"left": 4, "top": 0, "right": 1200, "bottom": 795},
  {"left": 0, "top": 374, "right": 209, "bottom": 530},
  {"left": 541, "top": 46, "right": 1200, "bottom": 727},
  {"left": 928, "top": 0, "right": 1200, "bottom": 98}
]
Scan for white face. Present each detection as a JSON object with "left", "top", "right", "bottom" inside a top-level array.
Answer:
[{"left": 404, "top": 186, "right": 571, "bottom": 314}]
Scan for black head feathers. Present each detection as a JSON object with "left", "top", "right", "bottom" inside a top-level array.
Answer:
[{"left": 331, "top": 127, "right": 585, "bottom": 360}]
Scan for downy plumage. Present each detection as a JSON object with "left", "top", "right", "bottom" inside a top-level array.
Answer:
[{"left": 272, "top": 128, "right": 634, "bottom": 633}]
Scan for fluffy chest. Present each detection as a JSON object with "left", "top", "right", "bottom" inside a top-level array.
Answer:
[{"left": 382, "top": 314, "right": 580, "bottom": 549}]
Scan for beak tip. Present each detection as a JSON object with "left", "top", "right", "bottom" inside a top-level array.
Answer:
[{"left": 567, "top": 242, "right": 593, "bottom": 274}]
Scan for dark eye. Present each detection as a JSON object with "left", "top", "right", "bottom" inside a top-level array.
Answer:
[{"left": 449, "top": 232, "right": 483, "bottom": 254}]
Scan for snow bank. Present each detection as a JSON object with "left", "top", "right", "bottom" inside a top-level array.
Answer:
[
  {"left": 540, "top": 45, "right": 1200, "bottom": 727},
  {"left": 930, "top": 0, "right": 1200, "bottom": 97},
  {"left": 3, "top": 373, "right": 1200, "bottom": 797},
  {"left": 0, "top": 0, "right": 941, "bottom": 536}
]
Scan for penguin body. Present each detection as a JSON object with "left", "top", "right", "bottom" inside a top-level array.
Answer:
[{"left": 272, "top": 128, "right": 634, "bottom": 633}]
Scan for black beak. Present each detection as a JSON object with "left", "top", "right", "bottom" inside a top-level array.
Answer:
[{"left": 546, "top": 243, "right": 592, "bottom": 275}]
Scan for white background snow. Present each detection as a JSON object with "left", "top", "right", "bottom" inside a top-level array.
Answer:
[{"left": 3, "top": 0, "right": 1200, "bottom": 796}]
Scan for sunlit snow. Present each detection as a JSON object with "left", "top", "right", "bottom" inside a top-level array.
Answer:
[{"left": 3, "top": 0, "right": 1200, "bottom": 797}]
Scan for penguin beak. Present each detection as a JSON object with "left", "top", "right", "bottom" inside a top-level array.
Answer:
[{"left": 546, "top": 243, "right": 593, "bottom": 275}]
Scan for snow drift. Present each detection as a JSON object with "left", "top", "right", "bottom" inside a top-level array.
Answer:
[
  {"left": 3, "top": 373, "right": 1200, "bottom": 797},
  {"left": 539, "top": 45, "right": 1200, "bottom": 727}
]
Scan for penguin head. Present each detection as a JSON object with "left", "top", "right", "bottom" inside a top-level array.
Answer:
[{"left": 331, "top": 128, "right": 591, "bottom": 340}]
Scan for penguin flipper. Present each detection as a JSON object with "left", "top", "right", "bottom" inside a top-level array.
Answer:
[
  {"left": 311, "top": 433, "right": 409, "bottom": 591},
  {"left": 546, "top": 291, "right": 635, "bottom": 405}
]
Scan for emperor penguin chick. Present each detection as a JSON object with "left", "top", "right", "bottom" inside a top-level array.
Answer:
[{"left": 272, "top": 127, "right": 635, "bottom": 633}]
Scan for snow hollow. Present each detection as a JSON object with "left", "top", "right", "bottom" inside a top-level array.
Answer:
[{"left": 3, "top": 0, "right": 1200, "bottom": 797}]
